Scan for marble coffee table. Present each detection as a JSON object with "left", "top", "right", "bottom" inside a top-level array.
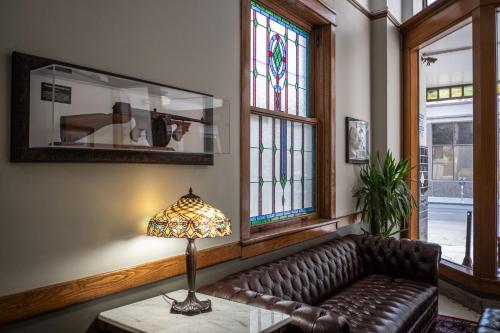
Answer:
[{"left": 98, "top": 290, "right": 291, "bottom": 333}]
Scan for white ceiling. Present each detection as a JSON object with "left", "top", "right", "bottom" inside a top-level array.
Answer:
[{"left": 421, "top": 20, "right": 500, "bottom": 87}]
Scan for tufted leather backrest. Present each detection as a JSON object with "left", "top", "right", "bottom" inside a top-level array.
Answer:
[
  {"left": 348, "top": 234, "right": 441, "bottom": 285},
  {"left": 217, "top": 237, "right": 365, "bottom": 305}
]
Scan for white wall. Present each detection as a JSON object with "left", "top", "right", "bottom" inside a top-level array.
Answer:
[
  {"left": 387, "top": 20, "right": 402, "bottom": 159},
  {"left": 327, "top": 0, "right": 372, "bottom": 216},
  {"left": 370, "top": 15, "right": 402, "bottom": 159},
  {"left": 371, "top": 18, "right": 388, "bottom": 157},
  {"left": 0, "top": 0, "right": 241, "bottom": 297},
  {"left": 0, "top": 0, "right": 371, "bottom": 300}
]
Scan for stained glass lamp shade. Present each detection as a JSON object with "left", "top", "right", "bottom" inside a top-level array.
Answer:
[{"left": 147, "top": 188, "right": 231, "bottom": 315}]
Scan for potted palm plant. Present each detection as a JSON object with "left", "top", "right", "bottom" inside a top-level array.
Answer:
[{"left": 353, "top": 151, "right": 416, "bottom": 237}]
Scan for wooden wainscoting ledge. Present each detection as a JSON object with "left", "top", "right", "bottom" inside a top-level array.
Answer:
[
  {"left": 0, "top": 212, "right": 359, "bottom": 326},
  {"left": 241, "top": 212, "right": 360, "bottom": 258},
  {"left": 0, "top": 242, "right": 241, "bottom": 326},
  {"left": 440, "top": 262, "right": 500, "bottom": 298}
]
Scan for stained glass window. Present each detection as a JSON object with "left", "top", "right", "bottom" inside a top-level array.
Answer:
[
  {"left": 249, "top": 2, "right": 315, "bottom": 226},
  {"left": 250, "top": 1, "right": 309, "bottom": 116}
]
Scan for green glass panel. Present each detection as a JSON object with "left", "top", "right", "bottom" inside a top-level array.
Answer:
[{"left": 463, "top": 85, "right": 473, "bottom": 97}]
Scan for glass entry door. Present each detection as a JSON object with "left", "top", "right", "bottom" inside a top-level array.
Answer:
[{"left": 418, "top": 21, "right": 474, "bottom": 268}]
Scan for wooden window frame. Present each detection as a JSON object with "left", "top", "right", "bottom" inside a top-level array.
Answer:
[
  {"left": 240, "top": 0, "right": 337, "bottom": 244},
  {"left": 402, "top": 0, "right": 500, "bottom": 295}
]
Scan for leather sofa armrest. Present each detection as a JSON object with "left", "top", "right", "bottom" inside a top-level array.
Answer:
[
  {"left": 349, "top": 235, "right": 442, "bottom": 286},
  {"left": 199, "top": 284, "right": 349, "bottom": 333}
]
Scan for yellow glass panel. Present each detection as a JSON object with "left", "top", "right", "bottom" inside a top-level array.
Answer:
[
  {"left": 439, "top": 88, "right": 450, "bottom": 99},
  {"left": 451, "top": 86, "right": 462, "bottom": 98},
  {"left": 427, "top": 89, "right": 438, "bottom": 101},
  {"left": 463, "top": 85, "right": 473, "bottom": 97}
]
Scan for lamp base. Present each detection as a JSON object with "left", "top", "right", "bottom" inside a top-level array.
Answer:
[{"left": 170, "top": 291, "right": 212, "bottom": 316}]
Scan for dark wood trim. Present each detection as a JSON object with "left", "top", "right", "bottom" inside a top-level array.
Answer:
[
  {"left": 402, "top": 0, "right": 478, "bottom": 49},
  {"left": 402, "top": 0, "right": 478, "bottom": 33},
  {"left": 241, "top": 212, "right": 359, "bottom": 258},
  {"left": 240, "top": 0, "right": 337, "bottom": 241},
  {"left": 346, "top": 0, "right": 371, "bottom": 18},
  {"left": 440, "top": 263, "right": 500, "bottom": 298},
  {"left": 0, "top": 211, "right": 359, "bottom": 326},
  {"left": 0, "top": 242, "right": 241, "bottom": 326},
  {"left": 250, "top": 106, "right": 319, "bottom": 125},
  {"left": 297, "top": 0, "right": 337, "bottom": 25},
  {"left": 245, "top": 215, "right": 335, "bottom": 245},
  {"left": 251, "top": 0, "right": 337, "bottom": 29},
  {"left": 472, "top": 3, "right": 498, "bottom": 279},
  {"left": 403, "top": 0, "right": 474, "bottom": 243},
  {"left": 250, "top": 213, "right": 319, "bottom": 234},
  {"left": 403, "top": 46, "right": 420, "bottom": 240},
  {"left": 314, "top": 24, "right": 336, "bottom": 219},
  {"left": 386, "top": 10, "right": 402, "bottom": 27},
  {"left": 403, "top": 0, "right": 500, "bottom": 292},
  {"left": 371, "top": 9, "right": 388, "bottom": 21},
  {"left": 240, "top": 0, "right": 252, "bottom": 242},
  {"left": 371, "top": 9, "right": 401, "bottom": 28},
  {"left": 346, "top": 0, "right": 401, "bottom": 27}
]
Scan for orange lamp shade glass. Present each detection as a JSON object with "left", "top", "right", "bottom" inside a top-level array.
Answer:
[{"left": 147, "top": 188, "right": 231, "bottom": 239}]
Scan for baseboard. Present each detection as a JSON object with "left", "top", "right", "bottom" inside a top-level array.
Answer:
[{"left": 439, "top": 279, "right": 500, "bottom": 313}]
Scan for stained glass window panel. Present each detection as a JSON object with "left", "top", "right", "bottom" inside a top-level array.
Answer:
[
  {"left": 250, "top": 183, "right": 259, "bottom": 217},
  {"left": 250, "top": 115, "right": 259, "bottom": 147},
  {"left": 250, "top": 148, "right": 259, "bottom": 182},
  {"left": 293, "top": 180, "right": 303, "bottom": 210},
  {"left": 250, "top": 1, "right": 309, "bottom": 116},
  {"left": 250, "top": 114, "right": 315, "bottom": 226},
  {"left": 262, "top": 182, "right": 273, "bottom": 215},
  {"left": 304, "top": 124, "right": 314, "bottom": 151}
]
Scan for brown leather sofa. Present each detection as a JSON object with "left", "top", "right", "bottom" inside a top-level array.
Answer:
[{"left": 199, "top": 235, "right": 441, "bottom": 333}]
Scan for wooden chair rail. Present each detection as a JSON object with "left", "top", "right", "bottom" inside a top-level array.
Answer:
[
  {"left": 403, "top": 0, "right": 500, "bottom": 290},
  {"left": 0, "top": 213, "right": 357, "bottom": 327}
]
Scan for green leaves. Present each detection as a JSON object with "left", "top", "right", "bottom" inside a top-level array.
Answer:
[{"left": 353, "top": 151, "right": 416, "bottom": 238}]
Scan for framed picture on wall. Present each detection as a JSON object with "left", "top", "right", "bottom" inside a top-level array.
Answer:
[
  {"left": 10, "top": 52, "right": 230, "bottom": 165},
  {"left": 346, "top": 117, "right": 369, "bottom": 164}
]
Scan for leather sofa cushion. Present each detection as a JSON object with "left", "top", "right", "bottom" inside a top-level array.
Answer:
[
  {"left": 318, "top": 275, "right": 437, "bottom": 333},
  {"left": 349, "top": 235, "right": 441, "bottom": 286},
  {"left": 214, "top": 237, "right": 365, "bottom": 305}
]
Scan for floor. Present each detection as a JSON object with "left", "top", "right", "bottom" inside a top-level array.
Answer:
[
  {"left": 438, "top": 293, "right": 480, "bottom": 322},
  {"left": 427, "top": 202, "right": 473, "bottom": 265}
]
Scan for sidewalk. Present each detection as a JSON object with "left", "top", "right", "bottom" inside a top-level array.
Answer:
[{"left": 428, "top": 196, "right": 473, "bottom": 205}]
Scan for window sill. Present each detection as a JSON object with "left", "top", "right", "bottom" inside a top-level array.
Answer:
[
  {"left": 439, "top": 261, "right": 500, "bottom": 298},
  {"left": 440, "top": 259, "right": 473, "bottom": 275},
  {"left": 240, "top": 213, "right": 359, "bottom": 258},
  {"left": 242, "top": 219, "right": 338, "bottom": 246}
]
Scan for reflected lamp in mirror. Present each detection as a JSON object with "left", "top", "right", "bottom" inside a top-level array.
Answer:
[{"left": 147, "top": 188, "right": 231, "bottom": 316}]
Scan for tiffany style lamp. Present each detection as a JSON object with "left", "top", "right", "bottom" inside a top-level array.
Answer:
[{"left": 147, "top": 188, "right": 231, "bottom": 316}]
